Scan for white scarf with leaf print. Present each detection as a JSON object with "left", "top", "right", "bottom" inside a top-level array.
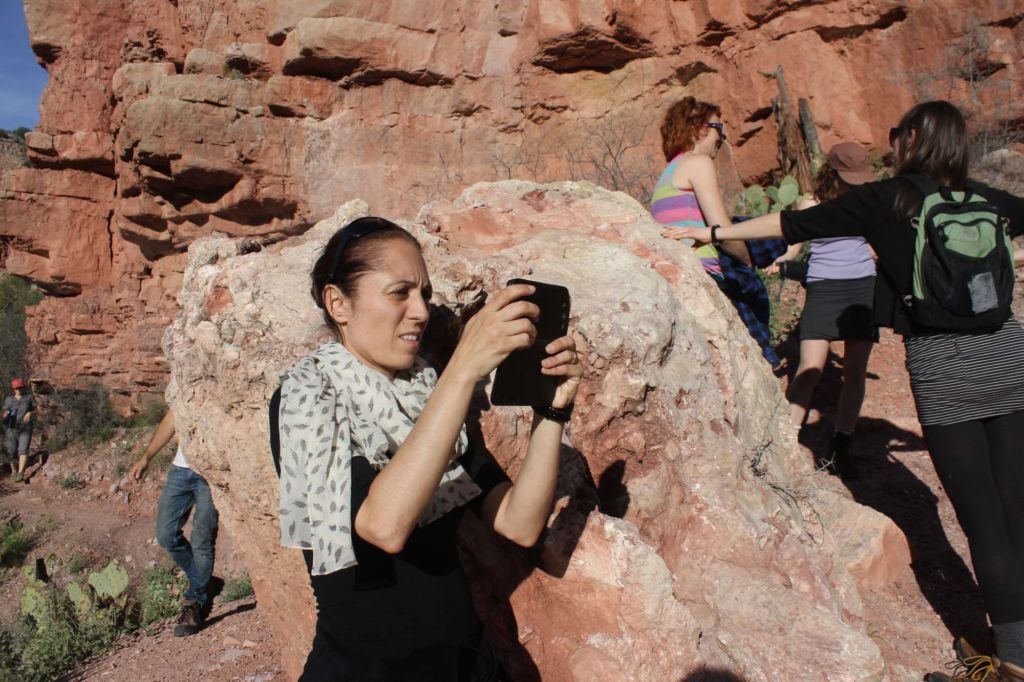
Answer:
[{"left": 278, "top": 341, "right": 482, "bottom": 576}]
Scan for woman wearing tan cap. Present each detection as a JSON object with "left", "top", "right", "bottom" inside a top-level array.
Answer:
[{"left": 768, "top": 142, "right": 877, "bottom": 479}]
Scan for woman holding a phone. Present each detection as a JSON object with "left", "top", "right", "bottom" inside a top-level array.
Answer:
[{"left": 275, "top": 217, "right": 582, "bottom": 681}]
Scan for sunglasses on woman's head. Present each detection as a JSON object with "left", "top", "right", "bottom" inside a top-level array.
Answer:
[{"left": 327, "top": 217, "right": 392, "bottom": 278}]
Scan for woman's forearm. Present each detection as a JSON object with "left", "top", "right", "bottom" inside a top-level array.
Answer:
[
  {"left": 671, "top": 212, "right": 785, "bottom": 246},
  {"left": 718, "top": 212, "right": 784, "bottom": 241},
  {"left": 355, "top": 367, "right": 477, "bottom": 553},
  {"left": 490, "top": 414, "right": 562, "bottom": 546}
]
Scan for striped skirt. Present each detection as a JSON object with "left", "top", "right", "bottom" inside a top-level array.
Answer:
[{"left": 904, "top": 316, "right": 1024, "bottom": 426}]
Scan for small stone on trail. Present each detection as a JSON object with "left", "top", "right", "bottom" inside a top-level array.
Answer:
[{"left": 224, "top": 635, "right": 241, "bottom": 647}]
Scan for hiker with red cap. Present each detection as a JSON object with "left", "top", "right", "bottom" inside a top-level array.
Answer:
[{"left": 2, "top": 378, "right": 35, "bottom": 482}]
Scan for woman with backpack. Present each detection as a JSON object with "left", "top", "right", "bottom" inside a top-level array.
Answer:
[
  {"left": 767, "top": 142, "right": 878, "bottom": 480},
  {"left": 672, "top": 101, "right": 1024, "bottom": 681}
]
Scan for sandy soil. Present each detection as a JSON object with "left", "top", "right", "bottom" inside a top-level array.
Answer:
[{"left": 0, "top": 313, "right": 993, "bottom": 680}]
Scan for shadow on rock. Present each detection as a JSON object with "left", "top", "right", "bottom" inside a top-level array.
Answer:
[
  {"left": 204, "top": 600, "right": 257, "bottom": 629},
  {"left": 841, "top": 415, "right": 989, "bottom": 648},
  {"left": 678, "top": 668, "right": 748, "bottom": 681}
]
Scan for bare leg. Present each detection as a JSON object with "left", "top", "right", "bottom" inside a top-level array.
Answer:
[
  {"left": 787, "top": 339, "right": 830, "bottom": 427},
  {"left": 835, "top": 340, "right": 874, "bottom": 433}
]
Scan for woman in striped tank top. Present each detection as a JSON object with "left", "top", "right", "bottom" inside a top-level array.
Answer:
[{"left": 651, "top": 97, "right": 784, "bottom": 370}]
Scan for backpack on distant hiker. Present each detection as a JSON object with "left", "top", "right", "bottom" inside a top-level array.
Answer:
[{"left": 903, "top": 174, "right": 1014, "bottom": 331}]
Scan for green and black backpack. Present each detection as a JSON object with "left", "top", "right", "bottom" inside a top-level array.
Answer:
[{"left": 903, "top": 174, "right": 1014, "bottom": 331}]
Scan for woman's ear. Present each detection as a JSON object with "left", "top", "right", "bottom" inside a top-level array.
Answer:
[{"left": 322, "top": 284, "right": 352, "bottom": 329}]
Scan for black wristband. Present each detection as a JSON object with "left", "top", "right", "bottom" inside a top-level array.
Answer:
[
  {"left": 710, "top": 224, "right": 722, "bottom": 246},
  {"left": 533, "top": 403, "right": 573, "bottom": 424}
]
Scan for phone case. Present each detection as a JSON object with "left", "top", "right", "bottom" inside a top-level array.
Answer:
[{"left": 491, "top": 279, "right": 571, "bottom": 407}]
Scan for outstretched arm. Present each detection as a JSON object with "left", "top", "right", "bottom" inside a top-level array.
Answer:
[
  {"left": 661, "top": 155, "right": 752, "bottom": 266},
  {"left": 673, "top": 211, "right": 785, "bottom": 245}
]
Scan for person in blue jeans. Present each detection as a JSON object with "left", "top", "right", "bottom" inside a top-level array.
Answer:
[{"left": 131, "top": 409, "right": 219, "bottom": 636}]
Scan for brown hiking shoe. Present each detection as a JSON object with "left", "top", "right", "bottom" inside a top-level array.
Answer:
[{"left": 173, "top": 601, "right": 205, "bottom": 637}]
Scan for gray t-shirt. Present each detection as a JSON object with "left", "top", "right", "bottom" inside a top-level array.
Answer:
[{"left": 2, "top": 394, "right": 35, "bottom": 428}]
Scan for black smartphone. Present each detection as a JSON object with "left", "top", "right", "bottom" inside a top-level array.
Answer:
[{"left": 491, "top": 278, "right": 571, "bottom": 407}]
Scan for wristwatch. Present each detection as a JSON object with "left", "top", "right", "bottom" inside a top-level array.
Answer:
[{"left": 533, "top": 403, "right": 574, "bottom": 424}]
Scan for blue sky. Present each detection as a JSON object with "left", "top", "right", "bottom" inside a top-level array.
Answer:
[{"left": 0, "top": 1, "right": 47, "bottom": 130}]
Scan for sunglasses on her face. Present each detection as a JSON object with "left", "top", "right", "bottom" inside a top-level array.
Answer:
[{"left": 703, "top": 122, "right": 727, "bottom": 151}]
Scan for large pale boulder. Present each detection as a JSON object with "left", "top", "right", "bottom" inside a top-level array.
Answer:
[{"left": 165, "top": 180, "right": 894, "bottom": 680}]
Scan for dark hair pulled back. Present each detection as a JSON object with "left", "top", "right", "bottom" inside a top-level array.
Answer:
[
  {"left": 812, "top": 164, "right": 847, "bottom": 202},
  {"left": 310, "top": 217, "right": 422, "bottom": 328}
]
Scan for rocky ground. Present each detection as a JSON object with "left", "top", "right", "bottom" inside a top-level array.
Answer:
[{"left": 0, "top": 294, "right": 999, "bottom": 681}]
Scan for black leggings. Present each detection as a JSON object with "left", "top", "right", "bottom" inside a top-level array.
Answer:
[{"left": 923, "top": 410, "right": 1024, "bottom": 624}]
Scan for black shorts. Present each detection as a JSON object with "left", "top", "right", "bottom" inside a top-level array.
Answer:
[{"left": 799, "top": 276, "right": 878, "bottom": 341}]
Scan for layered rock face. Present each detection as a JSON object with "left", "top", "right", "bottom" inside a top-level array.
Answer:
[
  {"left": 3, "top": 0, "right": 1021, "bottom": 402},
  {"left": 165, "top": 181, "right": 907, "bottom": 680}
]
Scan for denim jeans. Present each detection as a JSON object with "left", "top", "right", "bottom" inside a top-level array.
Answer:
[{"left": 156, "top": 466, "right": 218, "bottom": 606}]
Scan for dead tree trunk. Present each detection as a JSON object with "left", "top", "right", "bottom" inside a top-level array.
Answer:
[
  {"left": 798, "top": 97, "right": 825, "bottom": 175},
  {"left": 765, "top": 66, "right": 814, "bottom": 193}
]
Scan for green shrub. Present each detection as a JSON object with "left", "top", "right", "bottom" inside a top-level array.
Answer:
[
  {"left": 0, "top": 274, "right": 42, "bottom": 402},
  {"left": 47, "top": 383, "right": 122, "bottom": 453},
  {"left": 0, "top": 519, "right": 33, "bottom": 568},
  {"left": 125, "top": 400, "right": 167, "bottom": 429},
  {"left": 139, "top": 564, "right": 185, "bottom": 627},
  {"left": 66, "top": 554, "right": 90, "bottom": 575},
  {"left": 58, "top": 472, "right": 83, "bottom": 491},
  {"left": 222, "top": 572, "right": 254, "bottom": 602}
]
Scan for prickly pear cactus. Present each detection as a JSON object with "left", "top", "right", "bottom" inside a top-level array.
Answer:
[
  {"left": 738, "top": 185, "right": 769, "bottom": 216},
  {"left": 737, "top": 175, "right": 803, "bottom": 217},
  {"left": 67, "top": 580, "right": 93, "bottom": 617},
  {"left": 19, "top": 583, "right": 49, "bottom": 627},
  {"left": 773, "top": 175, "right": 800, "bottom": 211},
  {"left": 88, "top": 559, "right": 130, "bottom": 607}
]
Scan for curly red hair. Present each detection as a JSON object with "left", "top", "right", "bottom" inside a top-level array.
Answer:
[{"left": 660, "top": 96, "right": 722, "bottom": 161}]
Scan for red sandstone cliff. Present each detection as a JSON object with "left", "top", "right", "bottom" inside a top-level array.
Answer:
[{"left": 1, "top": 0, "right": 1021, "bottom": 401}]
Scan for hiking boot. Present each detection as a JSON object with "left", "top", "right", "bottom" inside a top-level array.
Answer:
[
  {"left": 823, "top": 432, "right": 858, "bottom": 480},
  {"left": 12, "top": 472, "right": 23, "bottom": 483},
  {"left": 925, "top": 646, "right": 1024, "bottom": 681},
  {"left": 173, "top": 601, "right": 205, "bottom": 637}
]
